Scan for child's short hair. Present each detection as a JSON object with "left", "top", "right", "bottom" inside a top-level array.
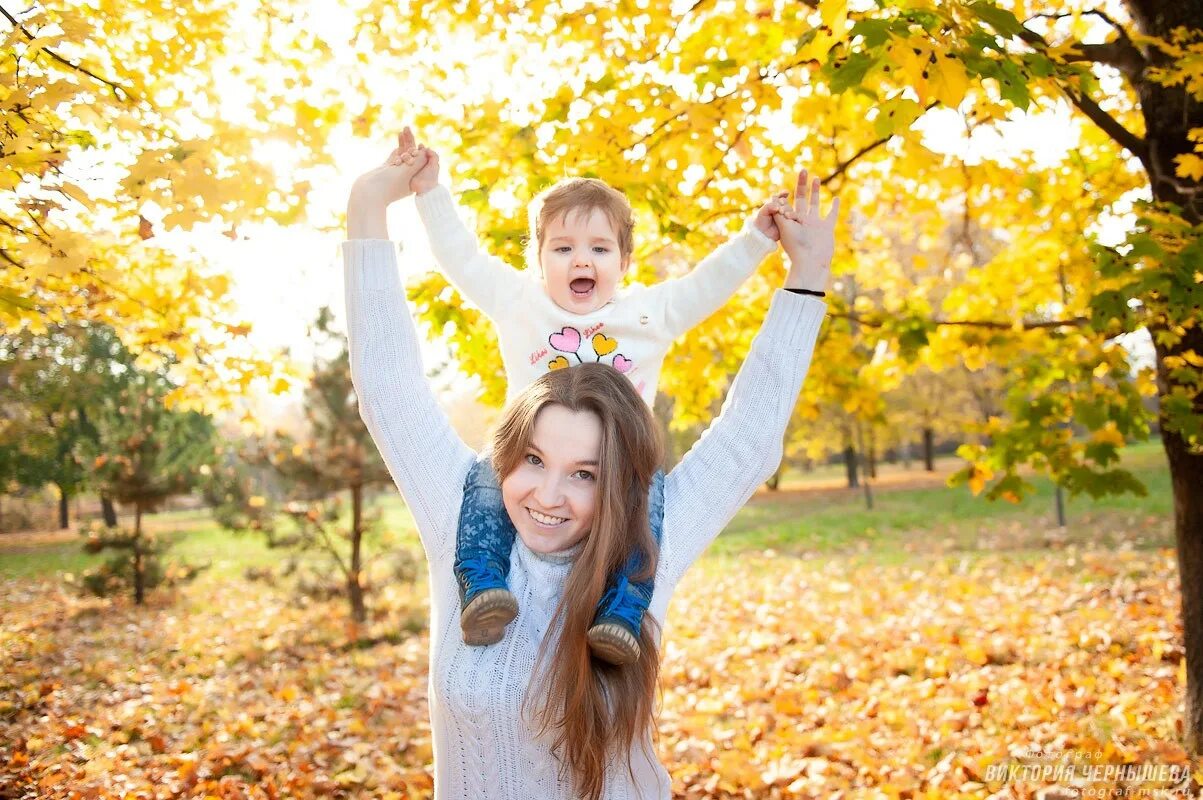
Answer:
[{"left": 528, "top": 178, "right": 635, "bottom": 265}]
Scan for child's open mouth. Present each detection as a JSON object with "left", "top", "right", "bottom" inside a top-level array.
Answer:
[{"left": 570, "top": 278, "right": 595, "bottom": 297}]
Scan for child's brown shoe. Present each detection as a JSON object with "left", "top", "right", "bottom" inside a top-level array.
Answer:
[
  {"left": 587, "top": 621, "right": 641, "bottom": 665},
  {"left": 461, "top": 588, "right": 518, "bottom": 646}
]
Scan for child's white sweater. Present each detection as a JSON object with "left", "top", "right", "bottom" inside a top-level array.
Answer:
[
  {"left": 342, "top": 239, "right": 825, "bottom": 799},
  {"left": 414, "top": 185, "right": 777, "bottom": 404}
]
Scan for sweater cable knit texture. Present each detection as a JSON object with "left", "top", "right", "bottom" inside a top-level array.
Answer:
[{"left": 341, "top": 239, "right": 825, "bottom": 799}]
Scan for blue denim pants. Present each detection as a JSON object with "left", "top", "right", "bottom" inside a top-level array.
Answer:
[{"left": 454, "top": 451, "right": 665, "bottom": 618}]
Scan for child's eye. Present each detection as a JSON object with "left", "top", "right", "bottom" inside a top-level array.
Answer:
[
  {"left": 592, "top": 246, "right": 609, "bottom": 254},
  {"left": 554, "top": 246, "right": 571, "bottom": 254},
  {"left": 525, "top": 454, "right": 543, "bottom": 467},
  {"left": 573, "top": 469, "right": 595, "bottom": 481}
]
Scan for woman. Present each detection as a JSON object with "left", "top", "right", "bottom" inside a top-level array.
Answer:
[{"left": 343, "top": 136, "right": 836, "bottom": 799}]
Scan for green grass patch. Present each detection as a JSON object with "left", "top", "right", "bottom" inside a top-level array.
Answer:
[
  {"left": 0, "top": 440, "right": 1174, "bottom": 582},
  {"left": 708, "top": 438, "right": 1172, "bottom": 560}
]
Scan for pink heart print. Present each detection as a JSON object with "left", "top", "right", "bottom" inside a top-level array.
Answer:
[
  {"left": 548, "top": 327, "right": 581, "bottom": 353},
  {"left": 613, "top": 354, "right": 632, "bottom": 373}
]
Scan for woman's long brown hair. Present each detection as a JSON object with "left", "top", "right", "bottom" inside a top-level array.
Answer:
[{"left": 491, "top": 362, "right": 664, "bottom": 800}]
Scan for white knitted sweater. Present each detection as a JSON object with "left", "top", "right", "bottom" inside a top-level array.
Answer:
[
  {"left": 341, "top": 239, "right": 826, "bottom": 799},
  {"left": 414, "top": 185, "right": 777, "bottom": 405}
]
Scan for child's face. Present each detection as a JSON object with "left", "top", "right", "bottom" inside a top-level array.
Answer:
[
  {"left": 539, "top": 206, "right": 630, "bottom": 314},
  {"left": 500, "top": 404, "right": 600, "bottom": 555}
]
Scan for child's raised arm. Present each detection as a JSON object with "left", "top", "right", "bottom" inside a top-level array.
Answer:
[
  {"left": 410, "top": 137, "right": 527, "bottom": 320},
  {"left": 648, "top": 192, "right": 791, "bottom": 338}
]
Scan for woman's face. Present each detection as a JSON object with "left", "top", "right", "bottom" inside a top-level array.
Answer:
[{"left": 501, "top": 404, "right": 602, "bottom": 554}]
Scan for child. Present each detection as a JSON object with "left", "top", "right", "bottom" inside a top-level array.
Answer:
[{"left": 393, "top": 127, "right": 795, "bottom": 664}]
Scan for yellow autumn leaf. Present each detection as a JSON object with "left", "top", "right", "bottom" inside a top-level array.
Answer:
[
  {"left": 58, "top": 182, "right": 95, "bottom": 211},
  {"left": 928, "top": 57, "right": 970, "bottom": 107},
  {"left": 1174, "top": 153, "right": 1203, "bottom": 181},
  {"left": 968, "top": 464, "right": 993, "bottom": 495},
  {"left": 1091, "top": 423, "right": 1126, "bottom": 447}
]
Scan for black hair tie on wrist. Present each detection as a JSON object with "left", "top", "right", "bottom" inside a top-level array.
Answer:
[{"left": 786, "top": 288, "right": 826, "bottom": 297}]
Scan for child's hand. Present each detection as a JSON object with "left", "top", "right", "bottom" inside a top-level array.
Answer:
[
  {"left": 752, "top": 191, "right": 790, "bottom": 241},
  {"left": 778, "top": 169, "right": 840, "bottom": 291},
  {"left": 349, "top": 127, "right": 430, "bottom": 207},
  {"left": 410, "top": 145, "right": 441, "bottom": 195}
]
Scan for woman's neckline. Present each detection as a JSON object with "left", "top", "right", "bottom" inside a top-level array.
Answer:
[{"left": 515, "top": 535, "right": 584, "bottom": 566}]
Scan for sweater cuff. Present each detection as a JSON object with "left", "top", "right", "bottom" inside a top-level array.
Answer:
[
  {"left": 341, "top": 239, "right": 403, "bottom": 294},
  {"left": 740, "top": 223, "right": 779, "bottom": 263},
  {"left": 415, "top": 185, "right": 458, "bottom": 227},
  {"left": 762, "top": 289, "right": 827, "bottom": 349}
]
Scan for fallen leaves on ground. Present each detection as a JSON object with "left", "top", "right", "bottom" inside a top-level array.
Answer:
[{"left": 0, "top": 547, "right": 1195, "bottom": 798}]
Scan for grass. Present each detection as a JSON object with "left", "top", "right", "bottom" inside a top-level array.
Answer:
[
  {"left": 707, "top": 438, "right": 1172, "bottom": 561},
  {"left": 0, "top": 439, "right": 1174, "bottom": 582},
  {"left": 0, "top": 523, "right": 284, "bottom": 581}
]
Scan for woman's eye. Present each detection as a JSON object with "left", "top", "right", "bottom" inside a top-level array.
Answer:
[
  {"left": 573, "top": 470, "right": 595, "bottom": 481},
  {"left": 525, "top": 454, "right": 543, "bottom": 467}
]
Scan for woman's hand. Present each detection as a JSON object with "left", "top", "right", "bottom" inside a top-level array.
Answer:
[
  {"left": 350, "top": 127, "right": 430, "bottom": 206},
  {"left": 347, "top": 128, "right": 430, "bottom": 238},
  {"left": 777, "top": 169, "right": 840, "bottom": 292}
]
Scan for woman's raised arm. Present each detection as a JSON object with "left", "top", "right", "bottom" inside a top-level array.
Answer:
[
  {"left": 343, "top": 130, "right": 476, "bottom": 562},
  {"left": 658, "top": 171, "right": 839, "bottom": 586}
]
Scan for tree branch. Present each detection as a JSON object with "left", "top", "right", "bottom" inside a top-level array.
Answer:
[
  {"left": 827, "top": 135, "right": 890, "bottom": 184},
  {"left": 627, "top": 0, "right": 711, "bottom": 67},
  {"left": 1062, "top": 85, "right": 1149, "bottom": 165},
  {"left": 0, "top": 3, "right": 138, "bottom": 103},
  {"left": 826, "top": 102, "right": 938, "bottom": 184},
  {"left": 1061, "top": 40, "right": 1145, "bottom": 79},
  {"left": 694, "top": 126, "right": 747, "bottom": 196},
  {"left": 0, "top": 247, "right": 27, "bottom": 270},
  {"left": 310, "top": 517, "right": 350, "bottom": 579},
  {"left": 829, "top": 310, "right": 1091, "bottom": 331},
  {"left": 1026, "top": 9, "right": 1136, "bottom": 43},
  {"left": 627, "top": 85, "right": 742, "bottom": 153},
  {"left": 1010, "top": 18, "right": 1149, "bottom": 165}
]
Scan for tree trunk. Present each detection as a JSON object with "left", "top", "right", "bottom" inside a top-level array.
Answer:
[
  {"left": 867, "top": 429, "right": 878, "bottom": 479},
  {"left": 1153, "top": 316, "right": 1203, "bottom": 752},
  {"left": 1161, "top": 391, "right": 1203, "bottom": 752},
  {"left": 133, "top": 504, "right": 145, "bottom": 605},
  {"left": 101, "top": 495, "right": 118, "bottom": 527},
  {"left": 348, "top": 484, "right": 366, "bottom": 624},
  {"left": 843, "top": 444, "right": 859, "bottom": 488},
  {"left": 1124, "top": 0, "right": 1203, "bottom": 754},
  {"left": 58, "top": 484, "right": 70, "bottom": 529},
  {"left": 923, "top": 427, "right": 935, "bottom": 472}
]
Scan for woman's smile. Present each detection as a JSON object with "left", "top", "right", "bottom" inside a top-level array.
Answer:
[{"left": 528, "top": 507, "right": 569, "bottom": 527}]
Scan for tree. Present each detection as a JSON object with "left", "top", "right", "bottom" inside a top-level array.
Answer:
[
  {"left": 350, "top": 0, "right": 1201, "bottom": 746},
  {"left": 246, "top": 307, "right": 398, "bottom": 624},
  {"left": 86, "top": 367, "right": 217, "bottom": 603},
  {"left": 2, "top": 2, "right": 323, "bottom": 412},
  {"left": 12, "top": 0, "right": 1201, "bottom": 747},
  {"left": 0, "top": 322, "right": 137, "bottom": 528}
]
